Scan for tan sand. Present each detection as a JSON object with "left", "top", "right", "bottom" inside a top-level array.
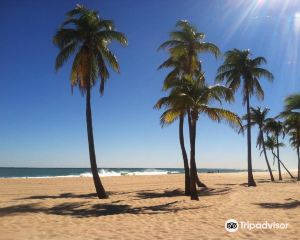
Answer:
[{"left": 0, "top": 172, "right": 299, "bottom": 240}]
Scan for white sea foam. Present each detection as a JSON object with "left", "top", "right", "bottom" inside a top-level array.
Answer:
[
  {"left": 79, "top": 169, "right": 180, "bottom": 177},
  {"left": 0, "top": 168, "right": 182, "bottom": 179}
]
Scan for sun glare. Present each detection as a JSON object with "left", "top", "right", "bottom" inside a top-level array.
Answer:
[{"left": 294, "top": 12, "right": 300, "bottom": 33}]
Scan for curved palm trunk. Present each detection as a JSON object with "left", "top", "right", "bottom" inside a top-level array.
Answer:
[
  {"left": 276, "top": 135, "right": 282, "bottom": 180},
  {"left": 188, "top": 112, "right": 207, "bottom": 188},
  {"left": 189, "top": 114, "right": 199, "bottom": 201},
  {"left": 260, "top": 130, "right": 274, "bottom": 181},
  {"left": 179, "top": 114, "right": 191, "bottom": 195},
  {"left": 279, "top": 159, "right": 295, "bottom": 179},
  {"left": 196, "top": 175, "right": 207, "bottom": 188},
  {"left": 297, "top": 145, "right": 300, "bottom": 181},
  {"left": 271, "top": 151, "right": 294, "bottom": 179},
  {"left": 246, "top": 93, "right": 256, "bottom": 186},
  {"left": 86, "top": 86, "right": 108, "bottom": 199}
]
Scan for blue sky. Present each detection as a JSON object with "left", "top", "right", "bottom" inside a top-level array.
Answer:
[{"left": 0, "top": 0, "right": 299, "bottom": 169}]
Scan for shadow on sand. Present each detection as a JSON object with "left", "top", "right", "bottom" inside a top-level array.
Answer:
[
  {"left": 254, "top": 199, "right": 300, "bottom": 209},
  {"left": 16, "top": 187, "right": 232, "bottom": 202},
  {"left": 0, "top": 200, "right": 211, "bottom": 218},
  {"left": 2, "top": 187, "right": 235, "bottom": 218},
  {"left": 132, "top": 187, "right": 232, "bottom": 200}
]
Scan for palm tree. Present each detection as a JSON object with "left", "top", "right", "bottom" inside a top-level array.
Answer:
[
  {"left": 216, "top": 49, "right": 274, "bottom": 186},
  {"left": 264, "top": 119, "right": 285, "bottom": 180},
  {"left": 284, "top": 116, "right": 300, "bottom": 181},
  {"left": 158, "top": 20, "right": 220, "bottom": 75},
  {"left": 246, "top": 107, "right": 274, "bottom": 181},
  {"left": 263, "top": 135, "right": 295, "bottom": 179},
  {"left": 158, "top": 20, "right": 220, "bottom": 191},
  {"left": 53, "top": 5, "right": 127, "bottom": 199},
  {"left": 155, "top": 73, "right": 241, "bottom": 200}
]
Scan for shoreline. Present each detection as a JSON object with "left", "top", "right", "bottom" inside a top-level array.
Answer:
[{"left": 0, "top": 167, "right": 272, "bottom": 179}]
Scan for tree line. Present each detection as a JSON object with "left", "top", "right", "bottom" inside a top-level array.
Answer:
[{"left": 53, "top": 5, "right": 300, "bottom": 200}]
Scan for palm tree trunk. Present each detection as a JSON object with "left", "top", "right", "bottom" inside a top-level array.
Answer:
[
  {"left": 179, "top": 114, "right": 190, "bottom": 196},
  {"left": 196, "top": 175, "right": 207, "bottom": 188},
  {"left": 297, "top": 145, "right": 300, "bottom": 181},
  {"left": 86, "top": 86, "right": 108, "bottom": 199},
  {"left": 271, "top": 151, "right": 294, "bottom": 179},
  {"left": 261, "top": 130, "right": 274, "bottom": 181},
  {"left": 188, "top": 111, "right": 207, "bottom": 188},
  {"left": 279, "top": 159, "right": 295, "bottom": 179},
  {"left": 246, "top": 92, "right": 256, "bottom": 186},
  {"left": 189, "top": 113, "right": 199, "bottom": 201},
  {"left": 276, "top": 135, "right": 282, "bottom": 180}
]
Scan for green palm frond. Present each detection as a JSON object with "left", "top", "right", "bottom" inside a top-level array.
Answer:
[
  {"left": 251, "top": 56, "right": 267, "bottom": 66},
  {"left": 284, "top": 94, "right": 300, "bottom": 112},
  {"left": 252, "top": 78, "right": 264, "bottom": 100},
  {"left": 98, "top": 46, "right": 120, "bottom": 73},
  {"left": 194, "top": 42, "right": 221, "bottom": 58},
  {"left": 55, "top": 42, "right": 78, "bottom": 71},
  {"left": 200, "top": 107, "right": 242, "bottom": 130},
  {"left": 160, "top": 108, "right": 182, "bottom": 127},
  {"left": 96, "top": 30, "right": 127, "bottom": 46},
  {"left": 157, "top": 40, "right": 183, "bottom": 51}
]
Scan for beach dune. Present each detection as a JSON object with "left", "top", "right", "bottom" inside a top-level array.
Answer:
[{"left": 0, "top": 172, "right": 299, "bottom": 240}]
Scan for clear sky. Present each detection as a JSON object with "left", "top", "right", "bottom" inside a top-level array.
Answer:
[{"left": 0, "top": 0, "right": 299, "bottom": 169}]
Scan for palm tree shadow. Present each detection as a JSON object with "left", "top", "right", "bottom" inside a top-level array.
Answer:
[
  {"left": 215, "top": 183, "right": 237, "bottom": 186},
  {"left": 0, "top": 200, "right": 211, "bottom": 218},
  {"left": 133, "top": 189, "right": 184, "bottom": 200},
  {"left": 16, "top": 190, "right": 144, "bottom": 201},
  {"left": 133, "top": 187, "right": 232, "bottom": 200},
  {"left": 17, "top": 193, "right": 98, "bottom": 200},
  {"left": 253, "top": 199, "right": 300, "bottom": 209},
  {"left": 239, "top": 183, "right": 249, "bottom": 187},
  {"left": 198, "top": 187, "right": 232, "bottom": 196}
]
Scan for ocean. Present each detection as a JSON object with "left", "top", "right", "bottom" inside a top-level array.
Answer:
[{"left": 0, "top": 167, "right": 266, "bottom": 178}]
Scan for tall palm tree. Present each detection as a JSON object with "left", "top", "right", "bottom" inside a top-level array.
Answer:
[
  {"left": 284, "top": 116, "right": 300, "bottom": 181},
  {"left": 158, "top": 20, "right": 220, "bottom": 191},
  {"left": 155, "top": 73, "right": 241, "bottom": 200},
  {"left": 216, "top": 49, "right": 274, "bottom": 186},
  {"left": 246, "top": 107, "right": 274, "bottom": 181},
  {"left": 53, "top": 5, "right": 127, "bottom": 199},
  {"left": 264, "top": 119, "right": 285, "bottom": 180}
]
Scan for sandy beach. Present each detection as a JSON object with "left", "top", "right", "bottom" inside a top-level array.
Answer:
[{"left": 0, "top": 172, "right": 299, "bottom": 240}]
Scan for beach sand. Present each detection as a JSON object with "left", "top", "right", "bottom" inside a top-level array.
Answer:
[{"left": 0, "top": 172, "right": 299, "bottom": 240}]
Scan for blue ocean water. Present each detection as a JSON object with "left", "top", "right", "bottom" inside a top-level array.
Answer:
[{"left": 0, "top": 167, "right": 266, "bottom": 178}]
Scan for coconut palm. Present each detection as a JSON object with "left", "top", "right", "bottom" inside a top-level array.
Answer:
[
  {"left": 158, "top": 20, "right": 220, "bottom": 189},
  {"left": 216, "top": 49, "right": 274, "bottom": 186},
  {"left": 155, "top": 73, "right": 241, "bottom": 200},
  {"left": 157, "top": 21, "right": 220, "bottom": 193},
  {"left": 53, "top": 5, "right": 127, "bottom": 199},
  {"left": 284, "top": 116, "right": 300, "bottom": 181},
  {"left": 246, "top": 107, "right": 274, "bottom": 181},
  {"left": 264, "top": 119, "right": 285, "bottom": 180}
]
